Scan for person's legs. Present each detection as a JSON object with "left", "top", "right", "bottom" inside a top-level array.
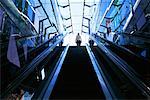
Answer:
[
  {"left": 59, "top": 41, "right": 63, "bottom": 46},
  {"left": 89, "top": 40, "right": 94, "bottom": 47},
  {"left": 79, "top": 41, "right": 81, "bottom": 46},
  {"left": 91, "top": 40, "right": 94, "bottom": 46},
  {"left": 76, "top": 41, "right": 79, "bottom": 46},
  {"left": 76, "top": 41, "right": 81, "bottom": 46}
]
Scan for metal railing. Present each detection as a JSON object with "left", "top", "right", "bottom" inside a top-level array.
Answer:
[
  {"left": 1, "top": 33, "right": 68, "bottom": 98},
  {"left": 86, "top": 44, "right": 114, "bottom": 99},
  {"left": 33, "top": 45, "right": 69, "bottom": 99},
  {"left": 89, "top": 34, "right": 150, "bottom": 97}
]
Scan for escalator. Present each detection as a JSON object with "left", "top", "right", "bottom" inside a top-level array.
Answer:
[
  {"left": 1, "top": 45, "right": 65, "bottom": 99},
  {"left": 20, "top": 46, "right": 65, "bottom": 92},
  {"left": 3, "top": 44, "right": 149, "bottom": 99},
  {"left": 50, "top": 46, "right": 105, "bottom": 99},
  {"left": 106, "top": 44, "right": 150, "bottom": 86},
  {"left": 91, "top": 46, "right": 148, "bottom": 99}
]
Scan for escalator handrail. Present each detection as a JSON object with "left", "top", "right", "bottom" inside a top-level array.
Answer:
[
  {"left": 92, "top": 34, "right": 150, "bottom": 82},
  {"left": 93, "top": 34, "right": 150, "bottom": 62},
  {"left": 1, "top": 34, "right": 67, "bottom": 98},
  {"left": 89, "top": 35, "right": 150, "bottom": 97},
  {"left": 25, "top": 33, "right": 65, "bottom": 58},
  {"left": 86, "top": 44, "right": 114, "bottom": 99},
  {"left": 34, "top": 45, "right": 70, "bottom": 99},
  {"left": 1, "top": 34, "right": 60, "bottom": 68}
]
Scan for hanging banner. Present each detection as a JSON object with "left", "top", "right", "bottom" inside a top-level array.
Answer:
[{"left": 7, "top": 25, "right": 21, "bottom": 67}]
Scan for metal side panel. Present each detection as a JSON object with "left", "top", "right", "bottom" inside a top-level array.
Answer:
[
  {"left": 85, "top": 44, "right": 114, "bottom": 99},
  {"left": 39, "top": 45, "right": 69, "bottom": 99}
]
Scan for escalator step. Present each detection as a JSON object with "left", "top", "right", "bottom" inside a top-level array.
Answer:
[{"left": 50, "top": 46, "right": 105, "bottom": 99}]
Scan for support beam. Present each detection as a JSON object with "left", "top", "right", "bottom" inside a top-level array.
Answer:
[
  {"left": 40, "top": 18, "right": 48, "bottom": 22},
  {"left": 69, "top": 31, "right": 73, "bottom": 34},
  {"left": 49, "top": 0, "right": 59, "bottom": 32},
  {"left": 44, "top": 26, "right": 51, "bottom": 35},
  {"left": 82, "top": 30, "right": 87, "bottom": 33},
  {"left": 64, "top": 17, "right": 71, "bottom": 20},
  {"left": 38, "top": 0, "right": 52, "bottom": 26},
  {"left": 58, "top": 5, "right": 69, "bottom": 8},
  {"left": 83, "top": 16, "right": 90, "bottom": 20},
  {"left": 81, "top": 0, "right": 85, "bottom": 34},
  {"left": 85, "top": 3, "right": 96, "bottom": 7},
  {"left": 68, "top": 0, "right": 73, "bottom": 34},
  {"left": 66, "top": 25, "right": 72, "bottom": 29},
  {"left": 82, "top": 24, "right": 88, "bottom": 28},
  {"left": 100, "top": 25, "right": 107, "bottom": 29},
  {"left": 33, "top": 5, "right": 41, "bottom": 9},
  {"left": 85, "top": 4, "right": 91, "bottom": 7}
]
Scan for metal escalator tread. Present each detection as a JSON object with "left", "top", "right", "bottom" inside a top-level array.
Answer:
[{"left": 50, "top": 46, "right": 105, "bottom": 99}]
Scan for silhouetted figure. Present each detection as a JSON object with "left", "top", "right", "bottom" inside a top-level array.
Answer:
[
  {"left": 75, "top": 33, "right": 82, "bottom": 46},
  {"left": 106, "top": 27, "right": 115, "bottom": 42},
  {"left": 89, "top": 38, "right": 94, "bottom": 47},
  {"left": 59, "top": 40, "right": 63, "bottom": 46}
]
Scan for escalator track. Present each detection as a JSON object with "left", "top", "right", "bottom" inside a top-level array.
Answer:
[
  {"left": 106, "top": 44, "right": 150, "bottom": 86},
  {"left": 91, "top": 46, "right": 148, "bottom": 99},
  {"left": 50, "top": 46, "right": 105, "bottom": 99}
]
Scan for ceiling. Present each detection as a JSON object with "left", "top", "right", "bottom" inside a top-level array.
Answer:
[{"left": 57, "top": 0, "right": 99, "bottom": 34}]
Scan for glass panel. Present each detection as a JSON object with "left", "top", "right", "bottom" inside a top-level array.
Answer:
[
  {"left": 66, "top": 27, "right": 72, "bottom": 32},
  {"left": 137, "top": 11, "right": 146, "bottom": 30},
  {"left": 29, "top": 0, "right": 35, "bottom": 6},
  {"left": 34, "top": 12, "right": 40, "bottom": 32},
  {"left": 22, "top": 0, "right": 26, "bottom": 12},
  {"left": 83, "top": 18, "right": 88, "bottom": 25},
  {"left": 82, "top": 25, "right": 88, "bottom": 32},
  {"left": 59, "top": 7, "right": 70, "bottom": 18},
  {"left": 84, "top": 7, "right": 91, "bottom": 18},
  {"left": 0, "top": 7, "right": 4, "bottom": 32},
  {"left": 27, "top": 5, "right": 34, "bottom": 22}
]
